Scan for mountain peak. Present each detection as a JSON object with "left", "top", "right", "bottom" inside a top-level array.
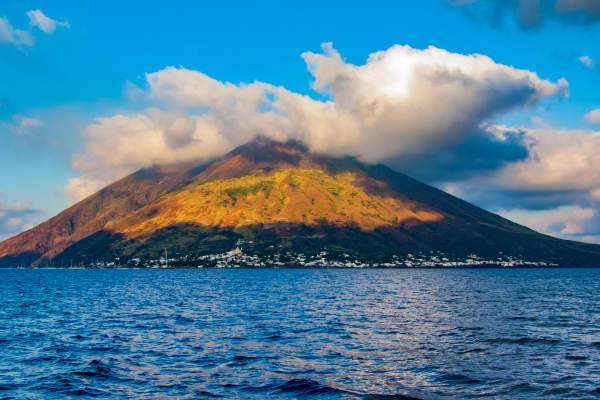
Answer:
[
  {"left": 194, "top": 137, "right": 323, "bottom": 182},
  {"left": 2, "top": 137, "right": 600, "bottom": 267},
  {"left": 234, "top": 136, "right": 310, "bottom": 155}
]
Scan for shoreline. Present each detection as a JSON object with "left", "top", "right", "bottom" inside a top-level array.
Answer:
[{"left": 1, "top": 265, "right": 598, "bottom": 270}]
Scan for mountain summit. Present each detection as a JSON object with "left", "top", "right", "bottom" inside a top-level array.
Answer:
[{"left": 2, "top": 137, "right": 600, "bottom": 267}]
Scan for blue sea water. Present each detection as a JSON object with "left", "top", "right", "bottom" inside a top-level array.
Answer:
[{"left": 1, "top": 268, "right": 599, "bottom": 399}]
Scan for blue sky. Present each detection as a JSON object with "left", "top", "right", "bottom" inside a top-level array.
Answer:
[{"left": 2, "top": 0, "right": 600, "bottom": 241}]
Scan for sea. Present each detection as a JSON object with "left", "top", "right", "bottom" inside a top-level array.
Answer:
[{"left": 1, "top": 268, "right": 599, "bottom": 399}]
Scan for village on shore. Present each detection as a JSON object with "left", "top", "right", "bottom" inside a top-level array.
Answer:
[{"left": 90, "top": 240, "right": 557, "bottom": 269}]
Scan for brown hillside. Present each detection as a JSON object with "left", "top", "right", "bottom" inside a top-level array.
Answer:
[
  {"left": 0, "top": 164, "right": 199, "bottom": 261},
  {"left": 1, "top": 137, "right": 600, "bottom": 267}
]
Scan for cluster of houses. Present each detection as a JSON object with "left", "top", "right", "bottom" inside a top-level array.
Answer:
[{"left": 108, "top": 241, "right": 556, "bottom": 268}]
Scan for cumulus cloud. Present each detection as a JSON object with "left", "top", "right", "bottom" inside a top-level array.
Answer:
[
  {"left": 66, "top": 43, "right": 567, "bottom": 201},
  {"left": 66, "top": 109, "right": 235, "bottom": 199},
  {"left": 300, "top": 43, "right": 566, "bottom": 159},
  {"left": 450, "top": 0, "right": 600, "bottom": 28},
  {"left": 0, "top": 200, "right": 42, "bottom": 241},
  {"left": 495, "top": 126, "right": 600, "bottom": 195},
  {"left": 499, "top": 205, "right": 599, "bottom": 242},
  {"left": 579, "top": 55, "right": 597, "bottom": 69},
  {"left": 0, "top": 16, "right": 34, "bottom": 47},
  {"left": 585, "top": 108, "right": 600, "bottom": 123},
  {"left": 26, "top": 10, "right": 69, "bottom": 34},
  {"left": 387, "top": 124, "right": 530, "bottom": 182},
  {"left": 439, "top": 122, "right": 600, "bottom": 242}
]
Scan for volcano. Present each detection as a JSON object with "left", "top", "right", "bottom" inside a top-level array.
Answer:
[{"left": 2, "top": 137, "right": 600, "bottom": 267}]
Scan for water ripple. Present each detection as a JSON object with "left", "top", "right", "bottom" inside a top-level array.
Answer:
[{"left": 1, "top": 267, "right": 599, "bottom": 399}]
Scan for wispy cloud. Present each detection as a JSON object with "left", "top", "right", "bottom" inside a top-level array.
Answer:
[
  {"left": 4, "top": 115, "right": 43, "bottom": 135},
  {"left": 585, "top": 108, "right": 600, "bottom": 123},
  {"left": 0, "top": 10, "right": 69, "bottom": 49},
  {"left": 26, "top": 10, "right": 69, "bottom": 34},
  {"left": 0, "top": 200, "right": 42, "bottom": 241},
  {"left": 579, "top": 55, "right": 597, "bottom": 69},
  {"left": 0, "top": 16, "right": 35, "bottom": 47},
  {"left": 499, "top": 206, "right": 599, "bottom": 242}
]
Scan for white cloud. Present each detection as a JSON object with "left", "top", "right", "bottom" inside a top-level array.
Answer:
[
  {"left": 67, "top": 43, "right": 567, "bottom": 201},
  {"left": 441, "top": 123, "right": 600, "bottom": 241},
  {"left": 26, "top": 10, "right": 69, "bottom": 34},
  {"left": 0, "top": 200, "right": 41, "bottom": 240},
  {"left": 64, "top": 176, "right": 109, "bottom": 204},
  {"left": 301, "top": 43, "right": 566, "bottom": 160},
  {"left": 0, "top": 10, "right": 68, "bottom": 49},
  {"left": 4, "top": 115, "right": 43, "bottom": 135},
  {"left": 529, "top": 115, "right": 551, "bottom": 128},
  {"left": 579, "top": 55, "right": 596, "bottom": 69},
  {"left": 66, "top": 110, "right": 234, "bottom": 201},
  {"left": 495, "top": 126, "right": 600, "bottom": 194},
  {"left": 0, "top": 16, "right": 34, "bottom": 47},
  {"left": 499, "top": 205, "right": 597, "bottom": 238},
  {"left": 585, "top": 108, "right": 600, "bottom": 124}
]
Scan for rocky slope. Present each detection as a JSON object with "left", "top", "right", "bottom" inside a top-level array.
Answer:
[{"left": 2, "top": 137, "right": 600, "bottom": 267}]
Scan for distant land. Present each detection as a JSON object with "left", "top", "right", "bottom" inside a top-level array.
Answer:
[{"left": 2, "top": 137, "right": 600, "bottom": 268}]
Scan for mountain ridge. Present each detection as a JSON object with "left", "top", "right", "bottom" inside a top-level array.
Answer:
[{"left": 2, "top": 137, "right": 600, "bottom": 267}]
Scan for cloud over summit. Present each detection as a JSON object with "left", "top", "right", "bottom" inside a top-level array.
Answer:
[{"left": 67, "top": 43, "right": 568, "bottom": 201}]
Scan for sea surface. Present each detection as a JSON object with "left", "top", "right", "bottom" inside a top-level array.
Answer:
[{"left": 1, "top": 268, "right": 600, "bottom": 399}]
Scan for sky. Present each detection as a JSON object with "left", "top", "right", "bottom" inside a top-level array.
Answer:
[{"left": 1, "top": 0, "right": 600, "bottom": 243}]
